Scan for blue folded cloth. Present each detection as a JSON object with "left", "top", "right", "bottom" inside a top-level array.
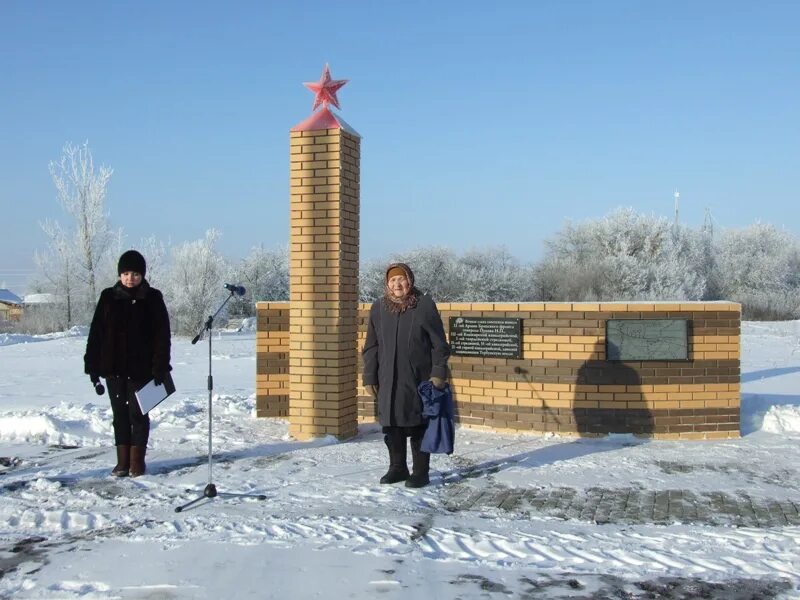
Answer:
[{"left": 418, "top": 380, "right": 455, "bottom": 455}]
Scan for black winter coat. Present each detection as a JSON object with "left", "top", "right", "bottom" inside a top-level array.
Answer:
[
  {"left": 84, "top": 280, "right": 171, "bottom": 381},
  {"left": 362, "top": 293, "right": 450, "bottom": 427}
]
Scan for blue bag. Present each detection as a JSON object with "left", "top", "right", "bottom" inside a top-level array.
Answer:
[{"left": 417, "top": 380, "right": 455, "bottom": 455}]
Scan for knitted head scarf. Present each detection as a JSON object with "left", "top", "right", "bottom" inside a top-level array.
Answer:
[{"left": 383, "top": 262, "right": 419, "bottom": 314}]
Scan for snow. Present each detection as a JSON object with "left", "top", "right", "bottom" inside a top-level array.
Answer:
[
  {"left": 0, "top": 326, "right": 87, "bottom": 348},
  {"left": 0, "top": 322, "right": 799, "bottom": 598},
  {"left": 763, "top": 406, "right": 800, "bottom": 434}
]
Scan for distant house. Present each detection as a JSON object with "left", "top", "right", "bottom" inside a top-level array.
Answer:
[
  {"left": 0, "top": 289, "right": 24, "bottom": 321},
  {"left": 22, "top": 293, "right": 59, "bottom": 319},
  {"left": 21, "top": 293, "right": 65, "bottom": 333},
  {"left": 23, "top": 293, "right": 59, "bottom": 306}
]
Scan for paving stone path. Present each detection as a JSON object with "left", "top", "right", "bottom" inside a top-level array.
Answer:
[{"left": 442, "top": 484, "right": 800, "bottom": 528}]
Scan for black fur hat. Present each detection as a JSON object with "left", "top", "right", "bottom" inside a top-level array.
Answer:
[{"left": 117, "top": 250, "right": 146, "bottom": 277}]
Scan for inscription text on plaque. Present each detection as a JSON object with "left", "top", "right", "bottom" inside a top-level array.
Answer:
[{"left": 449, "top": 317, "right": 522, "bottom": 359}]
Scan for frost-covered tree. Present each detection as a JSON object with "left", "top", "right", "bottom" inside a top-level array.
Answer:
[
  {"left": 163, "top": 230, "right": 227, "bottom": 335},
  {"left": 715, "top": 223, "right": 800, "bottom": 319},
  {"left": 135, "top": 235, "right": 169, "bottom": 291},
  {"left": 48, "top": 142, "right": 114, "bottom": 312},
  {"left": 227, "top": 245, "right": 289, "bottom": 317},
  {"left": 640, "top": 226, "right": 706, "bottom": 300},
  {"left": 457, "top": 247, "right": 525, "bottom": 301},
  {"left": 35, "top": 220, "right": 76, "bottom": 326},
  {"left": 359, "top": 258, "right": 388, "bottom": 302},
  {"left": 394, "top": 246, "right": 464, "bottom": 301},
  {"left": 523, "top": 258, "right": 563, "bottom": 301},
  {"left": 542, "top": 208, "right": 706, "bottom": 301},
  {"left": 359, "top": 249, "right": 463, "bottom": 302},
  {"left": 32, "top": 221, "right": 75, "bottom": 333},
  {"left": 359, "top": 246, "right": 528, "bottom": 302}
]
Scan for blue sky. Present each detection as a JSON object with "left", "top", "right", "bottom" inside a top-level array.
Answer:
[{"left": 1, "top": 0, "right": 798, "bottom": 292}]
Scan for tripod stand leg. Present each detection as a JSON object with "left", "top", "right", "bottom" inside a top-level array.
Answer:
[
  {"left": 218, "top": 491, "right": 268, "bottom": 500},
  {"left": 175, "top": 495, "right": 207, "bottom": 513}
]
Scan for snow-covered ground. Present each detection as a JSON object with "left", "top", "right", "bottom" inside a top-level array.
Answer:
[{"left": 0, "top": 321, "right": 799, "bottom": 599}]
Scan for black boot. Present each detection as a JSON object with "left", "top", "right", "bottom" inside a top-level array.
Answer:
[
  {"left": 406, "top": 434, "right": 430, "bottom": 488},
  {"left": 129, "top": 445, "right": 147, "bottom": 477},
  {"left": 380, "top": 428, "right": 409, "bottom": 484},
  {"left": 111, "top": 445, "right": 130, "bottom": 477}
]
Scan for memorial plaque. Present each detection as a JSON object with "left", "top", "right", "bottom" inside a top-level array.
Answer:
[
  {"left": 449, "top": 316, "right": 522, "bottom": 359},
  {"left": 606, "top": 319, "right": 689, "bottom": 361}
]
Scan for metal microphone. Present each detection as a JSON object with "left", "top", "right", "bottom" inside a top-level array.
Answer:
[{"left": 223, "top": 283, "right": 246, "bottom": 296}]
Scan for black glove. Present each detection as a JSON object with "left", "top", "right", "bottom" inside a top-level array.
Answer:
[
  {"left": 90, "top": 374, "right": 105, "bottom": 396},
  {"left": 153, "top": 372, "right": 165, "bottom": 386}
]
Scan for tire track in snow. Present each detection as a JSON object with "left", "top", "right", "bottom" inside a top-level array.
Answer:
[
  {"left": 123, "top": 513, "right": 800, "bottom": 581},
  {"left": 4, "top": 478, "right": 799, "bottom": 584},
  {"left": 9, "top": 497, "right": 791, "bottom": 584}
]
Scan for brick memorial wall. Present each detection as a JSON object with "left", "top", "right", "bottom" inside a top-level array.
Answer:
[{"left": 257, "top": 300, "right": 741, "bottom": 440}]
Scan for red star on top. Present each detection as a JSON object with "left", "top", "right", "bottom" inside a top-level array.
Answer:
[{"left": 303, "top": 64, "right": 348, "bottom": 111}]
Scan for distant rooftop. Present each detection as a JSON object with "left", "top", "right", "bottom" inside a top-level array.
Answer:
[{"left": 0, "top": 289, "right": 23, "bottom": 305}]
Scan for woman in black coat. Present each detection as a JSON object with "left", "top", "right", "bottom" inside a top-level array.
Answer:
[
  {"left": 84, "top": 250, "right": 171, "bottom": 477},
  {"left": 362, "top": 263, "right": 450, "bottom": 488}
]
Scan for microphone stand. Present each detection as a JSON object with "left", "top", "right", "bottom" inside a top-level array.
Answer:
[{"left": 175, "top": 288, "right": 267, "bottom": 512}]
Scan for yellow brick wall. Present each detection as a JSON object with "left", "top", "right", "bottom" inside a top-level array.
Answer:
[
  {"left": 286, "top": 128, "right": 360, "bottom": 440},
  {"left": 355, "top": 301, "right": 741, "bottom": 440},
  {"left": 261, "top": 300, "right": 741, "bottom": 440}
]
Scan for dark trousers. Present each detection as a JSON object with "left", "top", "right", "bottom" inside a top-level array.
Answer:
[
  {"left": 106, "top": 377, "right": 150, "bottom": 447},
  {"left": 382, "top": 424, "right": 426, "bottom": 441}
]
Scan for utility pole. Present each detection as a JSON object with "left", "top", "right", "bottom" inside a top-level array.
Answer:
[{"left": 703, "top": 207, "right": 714, "bottom": 237}]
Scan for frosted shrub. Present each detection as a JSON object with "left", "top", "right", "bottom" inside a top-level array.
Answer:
[{"left": 162, "top": 230, "right": 227, "bottom": 336}]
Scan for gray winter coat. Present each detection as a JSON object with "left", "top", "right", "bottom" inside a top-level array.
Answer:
[{"left": 362, "top": 293, "right": 450, "bottom": 427}]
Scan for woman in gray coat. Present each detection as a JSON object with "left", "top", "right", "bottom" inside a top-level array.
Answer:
[{"left": 362, "top": 263, "right": 450, "bottom": 488}]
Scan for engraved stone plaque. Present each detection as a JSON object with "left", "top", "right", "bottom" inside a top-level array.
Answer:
[
  {"left": 606, "top": 319, "right": 689, "bottom": 361},
  {"left": 449, "top": 317, "right": 522, "bottom": 359}
]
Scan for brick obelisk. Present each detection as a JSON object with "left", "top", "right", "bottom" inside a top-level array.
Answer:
[{"left": 287, "top": 65, "right": 360, "bottom": 440}]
